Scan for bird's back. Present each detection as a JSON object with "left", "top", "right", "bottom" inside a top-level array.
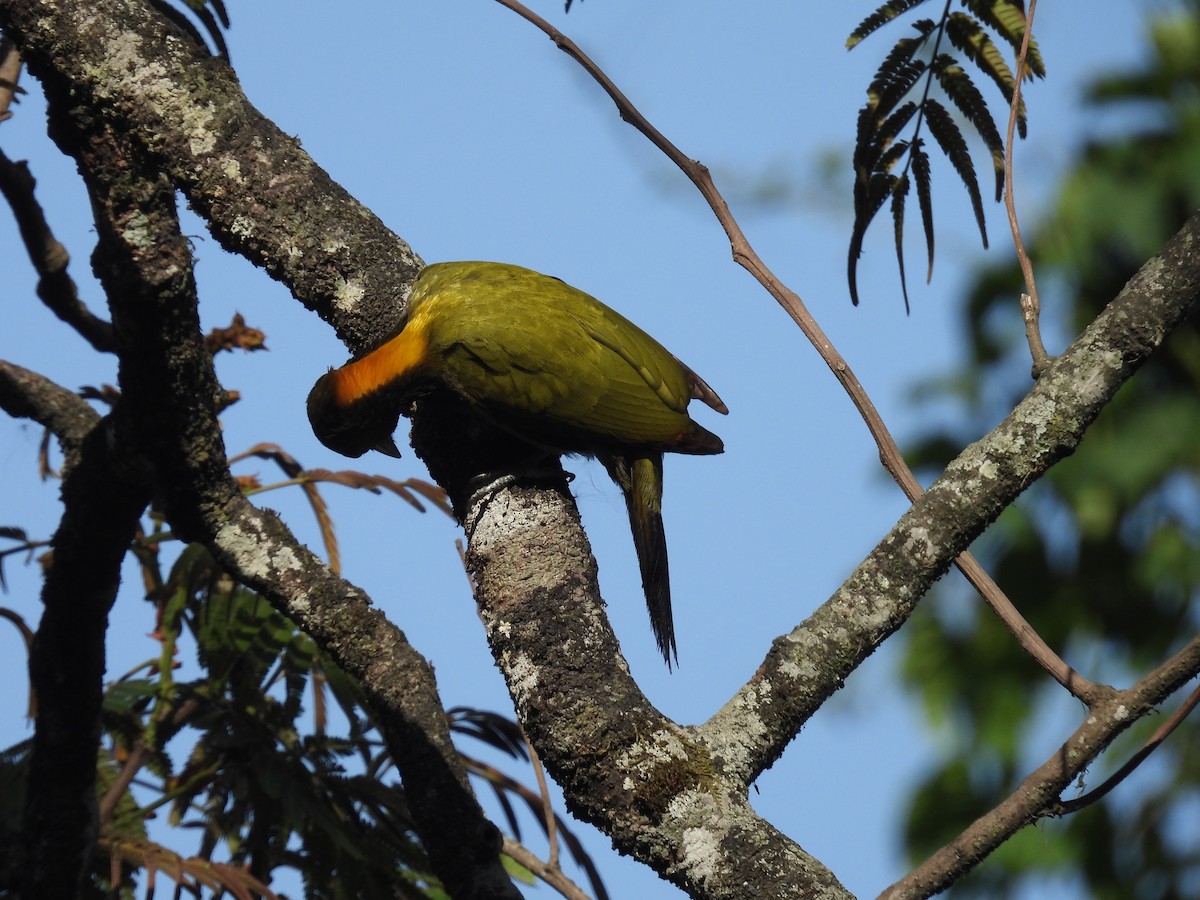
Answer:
[{"left": 411, "top": 262, "right": 724, "bottom": 455}]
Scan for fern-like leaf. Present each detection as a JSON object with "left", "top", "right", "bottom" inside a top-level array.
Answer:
[
  {"left": 849, "top": 19, "right": 939, "bottom": 306},
  {"left": 184, "top": 2, "right": 229, "bottom": 59},
  {"left": 933, "top": 54, "right": 1005, "bottom": 200},
  {"left": 923, "top": 98, "right": 988, "bottom": 247},
  {"left": 863, "top": 19, "right": 937, "bottom": 116},
  {"left": 946, "top": 12, "right": 1028, "bottom": 137},
  {"left": 847, "top": 0, "right": 931, "bottom": 48},
  {"left": 911, "top": 138, "right": 936, "bottom": 283},
  {"left": 892, "top": 173, "right": 912, "bottom": 312},
  {"left": 848, "top": 172, "right": 899, "bottom": 305},
  {"left": 448, "top": 707, "right": 529, "bottom": 761},
  {"left": 855, "top": 101, "right": 919, "bottom": 185},
  {"left": 845, "top": 0, "right": 1047, "bottom": 308},
  {"left": 963, "top": 0, "right": 1045, "bottom": 77},
  {"left": 182, "top": 0, "right": 229, "bottom": 29}
]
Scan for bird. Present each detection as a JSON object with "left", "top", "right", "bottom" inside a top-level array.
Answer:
[{"left": 307, "top": 261, "right": 727, "bottom": 666}]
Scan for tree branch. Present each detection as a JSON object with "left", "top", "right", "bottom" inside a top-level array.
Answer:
[
  {"left": 0, "top": 148, "right": 116, "bottom": 352},
  {"left": 453, "top": 452, "right": 850, "bottom": 898},
  {"left": 1049, "top": 679, "right": 1200, "bottom": 816},
  {"left": 501, "top": 838, "right": 592, "bottom": 900},
  {"left": 0, "top": 357, "right": 100, "bottom": 461},
  {"left": 20, "top": 419, "right": 149, "bottom": 895},
  {"left": 0, "top": 0, "right": 421, "bottom": 353},
  {"left": 882, "top": 633, "right": 1200, "bottom": 899},
  {"left": 1002, "top": 0, "right": 1051, "bottom": 376}
]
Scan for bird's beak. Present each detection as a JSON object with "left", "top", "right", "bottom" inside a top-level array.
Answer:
[{"left": 373, "top": 436, "right": 403, "bottom": 458}]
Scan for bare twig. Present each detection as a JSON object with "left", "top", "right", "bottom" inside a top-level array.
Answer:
[
  {"left": 502, "top": 837, "right": 594, "bottom": 900},
  {"left": 955, "top": 553, "right": 1103, "bottom": 702},
  {"left": 0, "top": 148, "right": 117, "bottom": 352},
  {"left": 494, "top": 0, "right": 1098, "bottom": 703},
  {"left": 1004, "top": 0, "right": 1051, "bottom": 377},
  {"left": 1051, "top": 680, "right": 1200, "bottom": 816},
  {"left": 0, "top": 607, "right": 36, "bottom": 716},
  {"left": 98, "top": 698, "right": 200, "bottom": 825},
  {"left": 526, "top": 733, "right": 560, "bottom": 868}
]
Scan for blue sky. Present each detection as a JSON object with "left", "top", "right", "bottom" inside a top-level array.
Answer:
[{"left": 0, "top": 2, "right": 1166, "bottom": 897}]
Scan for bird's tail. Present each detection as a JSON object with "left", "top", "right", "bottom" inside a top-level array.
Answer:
[{"left": 603, "top": 453, "right": 675, "bottom": 668}]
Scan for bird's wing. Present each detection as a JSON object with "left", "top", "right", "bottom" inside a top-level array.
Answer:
[
  {"left": 438, "top": 306, "right": 696, "bottom": 448},
  {"left": 424, "top": 262, "right": 720, "bottom": 449}
]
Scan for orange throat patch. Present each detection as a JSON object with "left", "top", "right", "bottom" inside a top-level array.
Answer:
[{"left": 330, "top": 312, "right": 433, "bottom": 408}]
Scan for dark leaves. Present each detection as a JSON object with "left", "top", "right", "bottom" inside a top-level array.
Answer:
[
  {"left": 448, "top": 706, "right": 529, "bottom": 761},
  {"left": 934, "top": 53, "right": 1005, "bottom": 201},
  {"left": 847, "top": 0, "right": 932, "bottom": 48},
  {"left": 923, "top": 97, "right": 988, "bottom": 246},
  {"left": 946, "top": 11, "right": 1028, "bottom": 138},
  {"left": 966, "top": 0, "right": 1046, "bottom": 77},
  {"left": 892, "top": 172, "right": 911, "bottom": 312},
  {"left": 846, "top": 0, "right": 1042, "bottom": 307},
  {"left": 912, "top": 138, "right": 935, "bottom": 282}
]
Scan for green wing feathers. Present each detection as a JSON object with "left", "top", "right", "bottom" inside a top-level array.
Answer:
[{"left": 417, "top": 261, "right": 726, "bottom": 454}]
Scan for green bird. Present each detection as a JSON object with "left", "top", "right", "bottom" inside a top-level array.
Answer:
[{"left": 307, "top": 261, "right": 727, "bottom": 666}]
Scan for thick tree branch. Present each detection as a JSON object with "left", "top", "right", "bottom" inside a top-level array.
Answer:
[
  {"left": 45, "top": 79, "right": 518, "bottom": 900},
  {"left": 20, "top": 421, "right": 149, "bottom": 895},
  {"left": 706, "top": 209, "right": 1200, "bottom": 785},
  {"left": 0, "top": 358, "right": 100, "bottom": 461},
  {"left": 459, "top": 474, "right": 852, "bottom": 899},
  {"left": 0, "top": 0, "right": 421, "bottom": 352}
]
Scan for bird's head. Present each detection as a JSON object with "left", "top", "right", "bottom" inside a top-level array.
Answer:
[{"left": 307, "top": 371, "right": 403, "bottom": 459}]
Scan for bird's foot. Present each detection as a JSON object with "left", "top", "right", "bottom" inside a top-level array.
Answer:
[
  {"left": 466, "top": 460, "right": 570, "bottom": 509},
  {"left": 467, "top": 464, "right": 560, "bottom": 503}
]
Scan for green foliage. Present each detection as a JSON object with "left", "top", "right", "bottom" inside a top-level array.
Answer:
[
  {"left": 902, "top": 6, "right": 1200, "bottom": 895},
  {"left": 847, "top": 0, "right": 1043, "bottom": 309}
]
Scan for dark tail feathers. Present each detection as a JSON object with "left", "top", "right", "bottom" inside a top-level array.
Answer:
[{"left": 603, "top": 453, "right": 676, "bottom": 668}]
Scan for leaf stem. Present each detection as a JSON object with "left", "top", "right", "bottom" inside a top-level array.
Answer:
[{"left": 1004, "top": 0, "right": 1052, "bottom": 376}]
